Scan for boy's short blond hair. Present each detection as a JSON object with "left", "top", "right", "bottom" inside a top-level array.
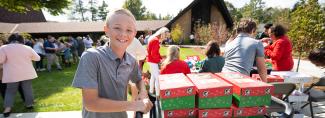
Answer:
[{"left": 105, "top": 8, "right": 136, "bottom": 27}]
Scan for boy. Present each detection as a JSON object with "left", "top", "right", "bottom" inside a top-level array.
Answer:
[{"left": 72, "top": 8, "right": 152, "bottom": 118}]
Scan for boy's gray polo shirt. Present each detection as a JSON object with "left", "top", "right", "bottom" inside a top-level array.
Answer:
[
  {"left": 222, "top": 33, "right": 265, "bottom": 75},
  {"left": 72, "top": 46, "right": 141, "bottom": 118}
]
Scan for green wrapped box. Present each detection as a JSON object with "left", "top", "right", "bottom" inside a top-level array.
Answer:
[
  {"left": 160, "top": 95, "right": 195, "bottom": 110},
  {"left": 198, "top": 95, "right": 232, "bottom": 109},
  {"left": 233, "top": 94, "right": 271, "bottom": 107}
]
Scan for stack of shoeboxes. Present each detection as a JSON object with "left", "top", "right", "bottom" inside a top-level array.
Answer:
[
  {"left": 187, "top": 73, "right": 233, "bottom": 118},
  {"left": 158, "top": 73, "right": 197, "bottom": 118},
  {"left": 215, "top": 72, "right": 274, "bottom": 117},
  {"left": 251, "top": 74, "right": 284, "bottom": 99}
]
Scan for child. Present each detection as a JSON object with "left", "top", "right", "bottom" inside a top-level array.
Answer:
[
  {"left": 160, "top": 45, "right": 190, "bottom": 74},
  {"left": 200, "top": 41, "right": 225, "bottom": 73},
  {"left": 72, "top": 8, "right": 152, "bottom": 118}
]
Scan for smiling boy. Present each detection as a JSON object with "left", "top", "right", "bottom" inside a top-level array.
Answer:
[{"left": 72, "top": 8, "right": 152, "bottom": 118}]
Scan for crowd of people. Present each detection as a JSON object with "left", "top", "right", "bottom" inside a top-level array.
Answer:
[{"left": 0, "top": 8, "right": 324, "bottom": 118}]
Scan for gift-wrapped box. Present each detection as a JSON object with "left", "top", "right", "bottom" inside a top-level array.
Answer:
[
  {"left": 232, "top": 94, "right": 271, "bottom": 107},
  {"left": 215, "top": 72, "right": 274, "bottom": 107},
  {"left": 162, "top": 109, "right": 197, "bottom": 118},
  {"left": 232, "top": 105, "right": 266, "bottom": 117},
  {"left": 251, "top": 74, "right": 284, "bottom": 83},
  {"left": 159, "top": 73, "right": 196, "bottom": 110},
  {"left": 187, "top": 73, "right": 233, "bottom": 109},
  {"left": 198, "top": 108, "right": 232, "bottom": 118}
]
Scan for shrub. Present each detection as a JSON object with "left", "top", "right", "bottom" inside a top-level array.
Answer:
[{"left": 170, "top": 24, "right": 184, "bottom": 44}]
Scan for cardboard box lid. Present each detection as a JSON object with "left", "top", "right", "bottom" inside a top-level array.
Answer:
[
  {"left": 159, "top": 73, "right": 194, "bottom": 90},
  {"left": 158, "top": 73, "right": 196, "bottom": 98},
  {"left": 215, "top": 72, "right": 273, "bottom": 88},
  {"left": 187, "top": 73, "right": 233, "bottom": 89},
  {"left": 215, "top": 72, "right": 274, "bottom": 96}
]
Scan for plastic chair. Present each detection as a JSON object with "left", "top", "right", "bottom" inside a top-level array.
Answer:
[
  {"left": 265, "top": 82, "right": 296, "bottom": 117},
  {"left": 301, "top": 77, "right": 325, "bottom": 118}
]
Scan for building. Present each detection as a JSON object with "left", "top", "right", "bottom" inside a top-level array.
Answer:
[
  {"left": 0, "top": 0, "right": 233, "bottom": 41},
  {"left": 165, "top": 0, "right": 233, "bottom": 40}
]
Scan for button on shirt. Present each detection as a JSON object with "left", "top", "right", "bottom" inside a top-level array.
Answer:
[{"left": 72, "top": 45, "right": 141, "bottom": 118}]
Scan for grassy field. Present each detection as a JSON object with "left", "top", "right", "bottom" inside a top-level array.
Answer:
[{"left": 0, "top": 46, "right": 205, "bottom": 113}]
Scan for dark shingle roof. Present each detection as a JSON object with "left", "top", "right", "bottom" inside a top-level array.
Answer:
[{"left": 0, "top": 8, "right": 46, "bottom": 23}]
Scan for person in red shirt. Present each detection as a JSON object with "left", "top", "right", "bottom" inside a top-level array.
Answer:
[
  {"left": 263, "top": 25, "right": 294, "bottom": 71},
  {"left": 147, "top": 27, "right": 169, "bottom": 94},
  {"left": 160, "top": 45, "right": 191, "bottom": 74}
]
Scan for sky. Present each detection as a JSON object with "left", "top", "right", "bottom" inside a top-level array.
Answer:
[{"left": 44, "top": 0, "right": 325, "bottom": 22}]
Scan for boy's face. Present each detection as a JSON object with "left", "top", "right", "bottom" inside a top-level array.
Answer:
[{"left": 104, "top": 14, "right": 136, "bottom": 50}]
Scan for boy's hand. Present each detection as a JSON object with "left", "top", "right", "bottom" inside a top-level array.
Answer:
[
  {"left": 136, "top": 90, "right": 148, "bottom": 100},
  {"left": 133, "top": 98, "right": 153, "bottom": 113}
]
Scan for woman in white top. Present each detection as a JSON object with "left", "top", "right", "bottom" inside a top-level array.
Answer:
[{"left": 33, "top": 38, "right": 46, "bottom": 71}]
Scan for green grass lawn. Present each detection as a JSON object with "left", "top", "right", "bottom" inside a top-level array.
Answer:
[{"left": 0, "top": 46, "right": 204, "bottom": 113}]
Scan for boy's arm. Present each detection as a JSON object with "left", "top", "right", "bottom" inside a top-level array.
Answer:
[
  {"left": 135, "top": 80, "right": 148, "bottom": 100},
  {"left": 82, "top": 88, "right": 151, "bottom": 113}
]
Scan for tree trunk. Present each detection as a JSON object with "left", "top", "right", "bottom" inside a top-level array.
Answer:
[
  {"left": 296, "top": 48, "right": 302, "bottom": 72},
  {"left": 78, "top": 0, "right": 85, "bottom": 21}
]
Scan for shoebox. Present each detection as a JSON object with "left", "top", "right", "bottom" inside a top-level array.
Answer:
[
  {"left": 198, "top": 108, "right": 232, "bottom": 118},
  {"left": 233, "top": 94, "right": 271, "bottom": 107},
  {"left": 161, "top": 109, "right": 197, "bottom": 118},
  {"left": 158, "top": 73, "right": 196, "bottom": 110},
  {"left": 215, "top": 72, "right": 274, "bottom": 107},
  {"left": 251, "top": 74, "right": 284, "bottom": 83},
  {"left": 215, "top": 72, "right": 274, "bottom": 96},
  {"left": 187, "top": 73, "right": 233, "bottom": 109},
  {"left": 232, "top": 105, "right": 266, "bottom": 117}
]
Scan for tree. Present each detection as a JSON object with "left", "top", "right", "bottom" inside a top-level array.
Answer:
[
  {"left": 0, "top": 0, "right": 70, "bottom": 15},
  {"left": 143, "top": 11, "right": 158, "bottom": 20},
  {"left": 288, "top": 0, "right": 325, "bottom": 71},
  {"left": 89, "top": 0, "right": 98, "bottom": 21},
  {"left": 241, "top": 0, "right": 266, "bottom": 23},
  {"left": 194, "top": 22, "right": 229, "bottom": 45},
  {"left": 171, "top": 24, "right": 184, "bottom": 44},
  {"left": 123, "top": 0, "right": 146, "bottom": 20},
  {"left": 270, "top": 8, "right": 291, "bottom": 28},
  {"left": 69, "top": 0, "right": 88, "bottom": 21},
  {"left": 225, "top": 1, "right": 242, "bottom": 22},
  {"left": 162, "top": 14, "right": 173, "bottom": 20},
  {"left": 97, "top": 1, "right": 108, "bottom": 21}
]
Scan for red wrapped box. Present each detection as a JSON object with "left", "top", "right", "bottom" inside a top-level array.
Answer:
[
  {"left": 198, "top": 108, "right": 232, "bottom": 118},
  {"left": 215, "top": 72, "right": 274, "bottom": 96},
  {"left": 159, "top": 73, "right": 196, "bottom": 99},
  {"left": 162, "top": 109, "right": 197, "bottom": 118},
  {"left": 232, "top": 105, "right": 266, "bottom": 117},
  {"left": 252, "top": 74, "right": 284, "bottom": 83},
  {"left": 187, "top": 73, "right": 233, "bottom": 108},
  {"left": 187, "top": 73, "right": 233, "bottom": 98}
]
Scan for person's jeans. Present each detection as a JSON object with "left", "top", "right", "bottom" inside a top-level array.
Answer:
[
  {"left": 148, "top": 62, "right": 159, "bottom": 95},
  {"left": 35, "top": 53, "right": 45, "bottom": 69}
]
